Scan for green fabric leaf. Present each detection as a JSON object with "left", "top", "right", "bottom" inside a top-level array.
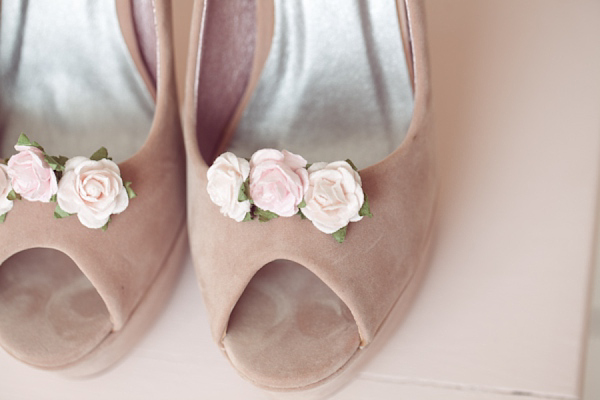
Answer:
[
  {"left": 297, "top": 209, "right": 307, "bottom": 220},
  {"left": 101, "top": 218, "right": 111, "bottom": 231},
  {"left": 56, "top": 155, "right": 69, "bottom": 166},
  {"left": 54, "top": 204, "right": 72, "bottom": 219},
  {"left": 16, "top": 133, "right": 32, "bottom": 147},
  {"left": 50, "top": 194, "right": 57, "bottom": 203},
  {"left": 90, "top": 147, "right": 109, "bottom": 161},
  {"left": 124, "top": 181, "right": 137, "bottom": 199},
  {"left": 332, "top": 226, "right": 348, "bottom": 244},
  {"left": 345, "top": 158, "right": 358, "bottom": 171},
  {"left": 16, "top": 133, "right": 44, "bottom": 150},
  {"left": 44, "top": 154, "right": 65, "bottom": 172},
  {"left": 0, "top": 213, "right": 6, "bottom": 223},
  {"left": 358, "top": 193, "right": 373, "bottom": 218},
  {"left": 242, "top": 212, "right": 252, "bottom": 222},
  {"left": 298, "top": 199, "right": 306, "bottom": 208},
  {"left": 306, "top": 163, "right": 312, "bottom": 169},
  {"left": 238, "top": 187, "right": 248, "bottom": 202},
  {"left": 255, "top": 207, "right": 278, "bottom": 223},
  {"left": 238, "top": 180, "right": 250, "bottom": 202},
  {"left": 6, "top": 189, "right": 20, "bottom": 201}
]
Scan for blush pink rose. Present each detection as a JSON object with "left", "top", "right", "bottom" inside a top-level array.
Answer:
[
  {"left": 302, "top": 161, "right": 364, "bottom": 234},
  {"left": 0, "top": 164, "right": 14, "bottom": 216},
  {"left": 7, "top": 145, "right": 58, "bottom": 202},
  {"left": 57, "top": 156, "right": 129, "bottom": 229},
  {"left": 249, "top": 149, "right": 309, "bottom": 217}
]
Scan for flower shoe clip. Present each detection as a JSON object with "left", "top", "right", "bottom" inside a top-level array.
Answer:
[
  {"left": 0, "top": 133, "right": 136, "bottom": 230},
  {"left": 207, "top": 149, "right": 372, "bottom": 243}
]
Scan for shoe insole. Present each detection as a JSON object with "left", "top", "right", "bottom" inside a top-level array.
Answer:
[
  {"left": 224, "top": 0, "right": 413, "bottom": 389},
  {"left": 224, "top": 260, "right": 360, "bottom": 389},
  {"left": 0, "top": 0, "right": 153, "bottom": 367},
  {"left": 0, "top": 249, "right": 112, "bottom": 368}
]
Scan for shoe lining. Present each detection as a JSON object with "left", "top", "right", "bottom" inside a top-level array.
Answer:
[
  {"left": 228, "top": 0, "right": 414, "bottom": 167},
  {"left": 224, "top": 0, "right": 413, "bottom": 389},
  {"left": 0, "top": 0, "right": 153, "bottom": 162},
  {"left": 0, "top": 0, "right": 154, "bottom": 368}
]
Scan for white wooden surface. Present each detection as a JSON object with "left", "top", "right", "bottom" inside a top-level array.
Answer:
[{"left": 1, "top": 1, "right": 600, "bottom": 399}]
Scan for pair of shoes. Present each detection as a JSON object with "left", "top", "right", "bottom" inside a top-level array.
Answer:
[{"left": 0, "top": 0, "right": 436, "bottom": 394}]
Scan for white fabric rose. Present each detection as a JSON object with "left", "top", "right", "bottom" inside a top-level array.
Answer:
[
  {"left": 249, "top": 149, "right": 308, "bottom": 217},
  {"left": 57, "top": 156, "right": 129, "bottom": 229},
  {"left": 207, "top": 152, "right": 251, "bottom": 222},
  {"left": 0, "top": 164, "right": 14, "bottom": 217},
  {"left": 302, "top": 161, "right": 365, "bottom": 234}
]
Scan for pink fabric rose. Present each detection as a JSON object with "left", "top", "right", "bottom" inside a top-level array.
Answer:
[
  {"left": 249, "top": 149, "right": 309, "bottom": 217},
  {"left": 0, "top": 164, "right": 14, "bottom": 216},
  {"left": 207, "top": 152, "right": 251, "bottom": 222},
  {"left": 302, "top": 161, "right": 365, "bottom": 234},
  {"left": 7, "top": 145, "right": 58, "bottom": 202},
  {"left": 57, "top": 156, "right": 129, "bottom": 229}
]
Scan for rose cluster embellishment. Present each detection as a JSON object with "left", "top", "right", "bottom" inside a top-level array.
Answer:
[
  {"left": 207, "top": 149, "right": 372, "bottom": 243},
  {"left": 0, "top": 133, "right": 136, "bottom": 229}
]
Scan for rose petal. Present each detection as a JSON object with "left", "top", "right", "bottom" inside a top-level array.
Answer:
[
  {"left": 281, "top": 150, "right": 307, "bottom": 170},
  {"left": 57, "top": 172, "right": 83, "bottom": 213},
  {"left": 64, "top": 156, "right": 89, "bottom": 172},
  {"left": 250, "top": 148, "right": 284, "bottom": 167},
  {"left": 0, "top": 165, "right": 11, "bottom": 198},
  {"left": 113, "top": 188, "right": 129, "bottom": 214},
  {"left": 308, "top": 162, "right": 328, "bottom": 173},
  {"left": 77, "top": 209, "right": 109, "bottom": 229},
  {"left": 96, "top": 158, "right": 122, "bottom": 175}
]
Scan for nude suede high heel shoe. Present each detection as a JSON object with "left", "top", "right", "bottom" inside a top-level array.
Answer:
[
  {"left": 0, "top": 0, "right": 186, "bottom": 376},
  {"left": 184, "top": 0, "right": 435, "bottom": 395}
]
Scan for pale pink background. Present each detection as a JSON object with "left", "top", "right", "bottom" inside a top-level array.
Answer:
[{"left": 1, "top": 1, "right": 600, "bottom": 399}]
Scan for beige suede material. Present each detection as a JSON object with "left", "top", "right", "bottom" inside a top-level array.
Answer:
[
  {"left": 0, "top": 0, "right": 185, "bottom": 368},
  {"left": 184, "top": 0, "right": 435, "bottom": 389}
]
